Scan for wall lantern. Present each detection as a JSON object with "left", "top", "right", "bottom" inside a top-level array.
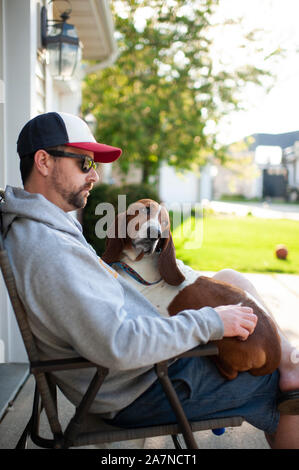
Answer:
[{"left": 41, "top": 0, "right": 81, "bottom": 80}]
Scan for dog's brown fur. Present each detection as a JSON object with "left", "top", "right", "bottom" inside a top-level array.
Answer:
[
  {"left": 168, "top": 276, "right": 281, "bottom": 379},
  {"left": 103, "top": 199, "right": 281, "bottom": 380}
]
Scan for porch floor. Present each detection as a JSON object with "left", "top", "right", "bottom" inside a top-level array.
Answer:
[
  {"left": 0, "top": 363, "right": 29, "bottom": 420},
  {"left": 0, "top": 272, "right": 298, "bottom": 449}
]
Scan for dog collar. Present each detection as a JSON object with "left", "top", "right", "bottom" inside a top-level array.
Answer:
[{"left": 110, "top": 261, "right": 162, "bottom": 286}]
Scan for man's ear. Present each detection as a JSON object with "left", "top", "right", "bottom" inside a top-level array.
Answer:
[{"left": 34, "top": 150, "right": 52, "bottom": 177}]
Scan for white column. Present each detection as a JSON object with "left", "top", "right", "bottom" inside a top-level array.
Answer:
[
  {"left": 0, "top": 0, "right": 39, "bottom": 362},
  {"left": 0, "top": 0, "right": 8, "bottom": 363},
  {"left": 0, "top": 0, "right": 6, "bottom": 190},
  {"left": 4, "top": 0, "right": 37, "bottom": 188}
]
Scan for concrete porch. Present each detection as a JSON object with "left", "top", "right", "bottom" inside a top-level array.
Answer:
[{"left": 0, "top": 272, "right": 298, "bottom": 449}]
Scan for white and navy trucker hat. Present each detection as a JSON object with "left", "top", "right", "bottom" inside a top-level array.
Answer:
[{"left": 17, "top": 112, "right": 122, "bottom": 163}]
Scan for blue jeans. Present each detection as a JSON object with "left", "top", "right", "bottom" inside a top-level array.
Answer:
[{"left": 107, "top": 356, "right": 280, "bottom": 435}]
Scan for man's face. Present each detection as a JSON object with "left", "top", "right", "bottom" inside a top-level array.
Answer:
[{"left": 49, "top": 146, "right": 99, "bottom": 212}]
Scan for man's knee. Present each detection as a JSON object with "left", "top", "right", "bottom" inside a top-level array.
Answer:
[
  {"left": 213, "top": 268, "right": 242, "bottom": 285},
  {"left": 213, "top": 269, "right": 255, "bottom": 295}
]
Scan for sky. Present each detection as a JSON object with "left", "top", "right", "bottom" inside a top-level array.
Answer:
[{"left": 212, "top": 0, "right": 299, "bottom": 144}]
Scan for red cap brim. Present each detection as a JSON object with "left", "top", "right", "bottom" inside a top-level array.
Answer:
[{"left": 66, "top": 142, "right": 122, "bottom": 163}]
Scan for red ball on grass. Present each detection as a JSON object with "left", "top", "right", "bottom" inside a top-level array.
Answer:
[{"left": 275, "top": 244, "right": 288, "bottom": 260}]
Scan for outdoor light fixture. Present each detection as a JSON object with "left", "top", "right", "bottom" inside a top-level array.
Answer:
[{"left": 41, "top": 0, "right": 81, "bottom": 80}]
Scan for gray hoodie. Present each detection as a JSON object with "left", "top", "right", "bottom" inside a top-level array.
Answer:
[{"left": 1, "top": 185, "right": 224, "bottom": 416}]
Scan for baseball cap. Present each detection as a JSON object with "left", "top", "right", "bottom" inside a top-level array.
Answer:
[{"left": 17, "top": 111, "right": 122, "bottom": 163}]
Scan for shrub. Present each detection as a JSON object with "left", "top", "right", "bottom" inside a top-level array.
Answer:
[{"left": 83, "top": 183, "right": 159, "bottom": 256}]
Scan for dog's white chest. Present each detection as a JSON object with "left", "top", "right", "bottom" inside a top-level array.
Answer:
[
  {"left": 136, "top": 281, "right": 180, "bottom": 317},
  {"left": 113, "top": 259, "right": 202, "bottom": 317}
]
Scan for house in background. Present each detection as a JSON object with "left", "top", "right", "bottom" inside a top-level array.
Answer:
[
  {"left": 159, "top": 163, "right": 215, "bottom": 204},
  {"left": 0, "top": 0, "right": 118, "bottom": 417},
  {"left": 159, "top": 131, "right": 299, "bottom": 204},
  {"left": 282, "top": 141, "right": 299, "bottom": 201},
  {"left": 216, "top": 131, "right": 299, "bottom": 201}
]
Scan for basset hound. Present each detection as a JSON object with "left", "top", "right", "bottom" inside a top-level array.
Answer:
[{"left": 102, "top": 198, "right": 281, "bottom": 380}]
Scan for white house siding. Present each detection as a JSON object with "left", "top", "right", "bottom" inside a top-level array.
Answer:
[
  {"left": 0, "top": 0, "right": 7, "bottom": 363},
  {"left": 36, "top": 50, "right": 46, "bottom": 115},
  {"left": 159, "top": 164, "right": 199, "bottom": 204},
  {"left": 158, "top": 164, "right": 214, "bottom": 204},
  {"left": 0, "top": 0, "right": 86, "bottom": 363},
  {"left": 0, "top": 0, "right": 75, "bottom": 364},
  {"left": 0, "top": 0, "right": 119, "bottom": 365},
  {"left": 0, "top": 0, "right": 36, "bottom": 363}
]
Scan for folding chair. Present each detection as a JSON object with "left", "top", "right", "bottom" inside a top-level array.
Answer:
[{"left": 0, "top": 189, "right": 243, "bottom": 449}]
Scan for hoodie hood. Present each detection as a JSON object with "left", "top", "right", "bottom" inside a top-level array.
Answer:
[{"left": 1, "top": 186, "right": 83, "bottom": 240}]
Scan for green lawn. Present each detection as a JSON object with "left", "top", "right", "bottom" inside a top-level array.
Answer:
[{"left": 172, "top": 214, "right": 299, "bottom": 274}]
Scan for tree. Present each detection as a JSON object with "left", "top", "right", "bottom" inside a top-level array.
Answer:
[{"left": 82, "top": 0, "right": 278, "bottom": 183}]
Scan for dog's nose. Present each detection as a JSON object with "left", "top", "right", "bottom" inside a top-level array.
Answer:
[{"left": 147, "top": 226, "right": 161, "bottom": 239}]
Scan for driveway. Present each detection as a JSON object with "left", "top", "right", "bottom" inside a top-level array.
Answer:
[{"left": 205, "top": 200, "right": 299, "bottom": 221}]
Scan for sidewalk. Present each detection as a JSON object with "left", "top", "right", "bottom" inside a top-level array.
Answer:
[
  {"left": 205, "top": 200, "right": 299, "bottom": 221},
  {"left": 0, "top": 272, "right": 298, "bottom": 449}
]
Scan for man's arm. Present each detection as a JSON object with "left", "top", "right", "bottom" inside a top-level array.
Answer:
[{"left": 13, "top": 231, "right": 256, "bottom": 371}]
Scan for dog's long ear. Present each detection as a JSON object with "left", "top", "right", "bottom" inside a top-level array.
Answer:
[
  {"left": 102, "top": 212, "right": 127, "bottom": 264},
  {"left": 158, "top": 233, "right": 185, "bottom": 286}
]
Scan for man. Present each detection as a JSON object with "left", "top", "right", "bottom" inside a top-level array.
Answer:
[{"left": 1, "top": 112, "right": 299, "bottom": 448}]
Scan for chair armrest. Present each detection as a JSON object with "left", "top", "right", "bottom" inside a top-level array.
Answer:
[
  {"left": 30, "top": 357, "right": 107, "bottom": 374},
  {"left": 174, "top": 343, "right": 218, "bottom": 360},
  {"left": 155, "top": 342, "right": 218, "bottom": 378},
  {"left": 154, "top": 342, "right": 218, "bottom": 379},
  {"left": 30, "top": 343, "right": 218, "bottom": 374}
]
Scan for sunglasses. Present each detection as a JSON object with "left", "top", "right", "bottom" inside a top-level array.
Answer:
[{"left": 47, "top": 150, "right": 99, "bottom": 173}]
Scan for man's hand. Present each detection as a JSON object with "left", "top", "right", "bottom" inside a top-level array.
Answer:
[{"left": 214, "top": 304, "right": 257, "bottom": 341}]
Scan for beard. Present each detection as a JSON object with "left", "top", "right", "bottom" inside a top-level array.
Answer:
[
  {"left": 51, "top": 166, "right": 91, "bottom": 210},
  {"left": 65, "top": 187, "right": 88, "bottom": 209}
]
